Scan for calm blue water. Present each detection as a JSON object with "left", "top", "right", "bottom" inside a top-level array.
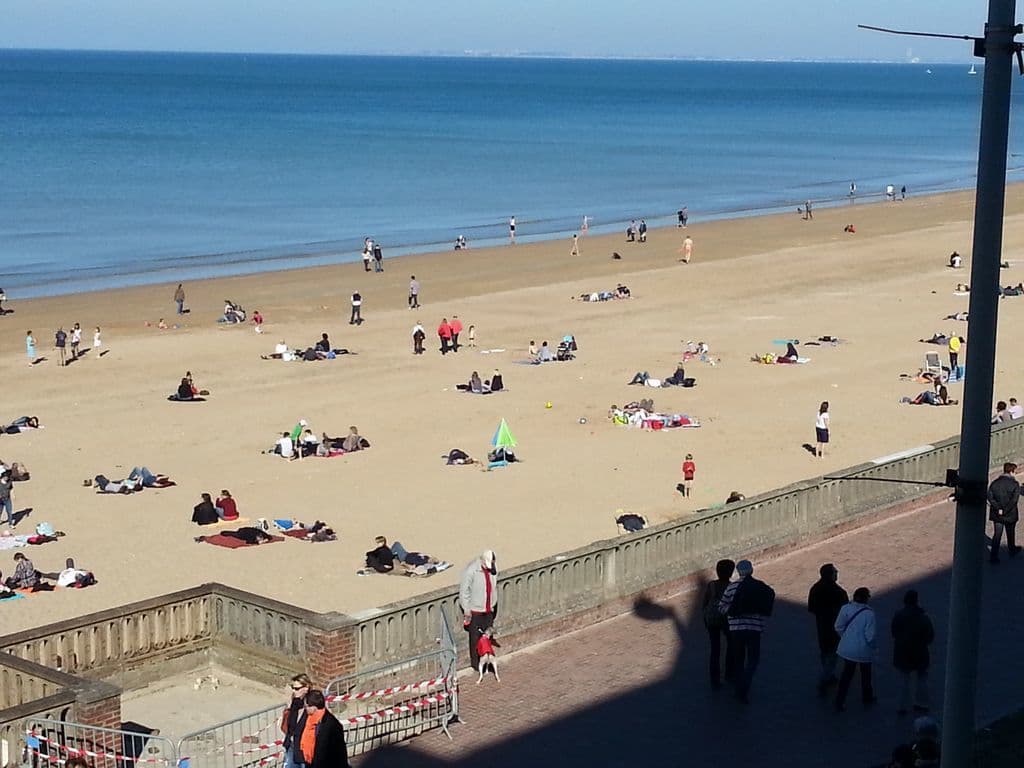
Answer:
[{"left": 0, "top": 51, "right": 1019, "bottom": 297}]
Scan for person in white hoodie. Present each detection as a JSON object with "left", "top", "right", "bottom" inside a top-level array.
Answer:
[
  {"left": 459, "top": 550, "right": 498, "bottom": 672},
  {"left": 834, "top": 586, "right": 877, "bottom": 711}
]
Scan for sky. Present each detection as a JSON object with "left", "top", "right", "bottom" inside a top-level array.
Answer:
[{"left": 2, "top": 1, "right": 994, "bottom": 61}]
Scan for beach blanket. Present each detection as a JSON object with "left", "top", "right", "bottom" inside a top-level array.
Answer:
[
  {"left": 200, "top": 533, "right": 283, "bottom": 549},
  {"left": 478, "top": 349, "right": 506, "bottom": 354},
  {"left": 953, "top": 291, "right": 970, "bottom": 296},
  {"left": 206, "top": 516, "right": 251, "bottom": 527},
  {"left": 0, "top": 592, "right": 26, "bottom": 603},
  {"left": 641, "top": 415, "right": 701, "bottom": 430}
]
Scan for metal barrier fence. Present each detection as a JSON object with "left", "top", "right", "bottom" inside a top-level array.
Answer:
[
  {"left": 176, "top": 706, "right": 283, "bottom": 768},
  {"left": 22, "top": 718, "right": 178, "bottom": 768},
  {"left": 323, "top": 608, "right": 458, "bottom": 757},
  {"left": 175, "top": 609, "right": 459, "bottom": 768}
]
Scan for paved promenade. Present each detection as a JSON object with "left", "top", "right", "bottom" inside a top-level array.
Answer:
[{"left": 356, "top": 495, "right": 1024, "bottom": 767}]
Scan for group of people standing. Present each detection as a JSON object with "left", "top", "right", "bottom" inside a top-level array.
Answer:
[
  {"left": 280, "top": 674, "right": 351, "bottom": 768},
  {"left": 702, "top": 558, "right": 935, "bottom": 717},
  {"left": 361, "top": 237, "right": 385, "bottom": 273}
]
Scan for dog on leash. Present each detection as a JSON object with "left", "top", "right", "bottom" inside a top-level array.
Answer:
[{"left": 476, "top": 627, "right": 500, "bottom": 683}]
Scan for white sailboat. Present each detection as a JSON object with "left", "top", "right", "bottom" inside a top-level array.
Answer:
[{"left": 969, "top": 63, "right": 978, "bottom": 75}]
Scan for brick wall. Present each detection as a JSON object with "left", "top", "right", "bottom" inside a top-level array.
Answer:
[
  {"left": 75, "top": 693, "right": 121, "bottom": 730},
  {"left": 306, "top": 625, "right": 358, "bottom": 686}
]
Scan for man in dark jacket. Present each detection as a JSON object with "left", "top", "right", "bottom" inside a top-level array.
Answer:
[
  {"left": 807, "top": 562, "right": 849, "bottom": 694},
  {"left": 301, "top": 690, "right": 350, "bottom": 768},
  {"left": 891, "top": 589, "right": 934, "bottom": 715},
  {"left": 987, "top": 462, "right": 1020, "bottom": 563}
]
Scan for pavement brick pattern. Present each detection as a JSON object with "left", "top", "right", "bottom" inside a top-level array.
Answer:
[{"left": 356, "top": 496, "right": 1024, "bottom": 767}]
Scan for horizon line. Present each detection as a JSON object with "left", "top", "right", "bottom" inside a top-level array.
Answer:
[{"left": 0, "top": 46, "right": 975, "bottom": 66}]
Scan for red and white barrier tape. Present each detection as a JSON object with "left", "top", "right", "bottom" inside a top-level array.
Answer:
[
  {"left": 342, "top": 690, "right": 450, "bottom": 726},
  {"left": 229, "top": 739, "right": 283, "bottom": 757},
  {"left": 326, "top": 676, "right": 448, "bottom": 703},
  {"left": 25, "top": 734, "right": 173, "bottom": 766}
]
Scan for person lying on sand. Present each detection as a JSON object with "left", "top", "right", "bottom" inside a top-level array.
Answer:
[
  {"left": 445, "top": 448, "right": 476, "bottom": 465},
  {"left": 0, "top": 461, "right": 29, "bottom": 481},
  {"left": 726, "top": 491, "right": 746, "bottom": 504},
  {"left": 955, "top": 283, "right": 970, "bottom": 293},
  {"left": 901, "top": 385, "right": 957, "bottom": 406},
  {"left": 195, "top": 526, "right": 273, "bottom": 545},
  {"left": 2, "top": 417, "right": 41, "bottom": 434},
  {"left": 1000, "top": 283, "right": 1024, "bottom": 297},
  {"left": 628, "top": 371, "right": 664, "bottom": 387},
  {"left": 92, "top": 474, "right": 143, "bottom": 494},
  {"left": 127, "top": 466, "right": 173, "bottom": 488},
  {"left": 262, "top": 340, "right": 292, "bottom": 360},
  {"left": 56, "top": 558, "right": 97, "bottom": 588},
  {"left": 944, "top": 311, "right": 969, "bottom": 321}
]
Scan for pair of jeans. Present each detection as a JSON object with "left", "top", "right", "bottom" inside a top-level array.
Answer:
[
  {"left": 129, "top": 467, "right": 156, "bottom": 487},
  {"left": 835, "top": 660, "right": 874, "bottom": 707},
  {"left": 350, "top": 306, "right": 361, "bottom": 323},
  {"left": 707, "top": 624, "right": 734, "bottom": 686},
  {"left": 373, "top": 259, "right": 383, "bottom": 272},
  {"left": 283, "top": 746, "right": 305, "bottom": 768},
  {"left": 730, "top": 630, "right": 761, "bottom": 697},
  {"left": 409, "top": 294, "right": 419, "bottom": 308},
  {"left": 991, "top": 520, "right": 1017, "bottom": 558},
  {"left": 898, "top": 667, "right": 929, "bottom": 712},
  {"left": 819, "top": 650, "right": 839, "bottom": 685},
  {"left": 176, "top": 299, "right": 184, "bottom": 315},
  {"left": 439, "top": 336, "right": 450, "bottom": 354},
  {"left": 0, "top": 497, "right": 11, "bottom": 524}
]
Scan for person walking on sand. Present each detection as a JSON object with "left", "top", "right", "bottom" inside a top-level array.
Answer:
[
  {"left": 948, "top": 335, "right": 962, "bottom": 374},
  {"left": 703, "top": 558, "right": 736, "bottom": 689},
  {"left": 638, "top": 219, "right": 648, "bottom": 243},
  {"left": 70, "top": 323, "right": 81, "bottom": 361},
  {"left": 25, "top": 330, "right": 36, "bottom": 366},
  {"left": 834, "top": 587, "right": 877, "bottom": 711},
  {"left": 680, "top": 235, "right": 693, "bottom": 263},
  {"left": 891, "top": 589, "right": 934, "bottom": 716},
  {"left": 459, "top": 550, "right": 498, "bottom": 672},
  {"left": 987, "top": 462, "right": 1020, "bottom": 563},
  {"left": 54, "top": 327, "right": 67, "bottom": 367},
  {"left": 412, "top": 321, "right": 426, "bottom": 355},
  {"left": 508, "top": 216, "right": 516, "bottom": 244},
  {"left": 450, "top": 316, "right": 463, "bottom": 352},
  {"left": 808, "top": 563, "right": 849, "bottom": 695},
  {"left": 362, "top": 238, "right": 372, "bottom": 272},
  {"left": 626, "top": 220, "right": 637, "bottom": 242},
  {"left": 438, "top": 318, "right": 453, "bottom": 355},
  {"left": 718, "top": 559, "right": 775, "bottom": 703},
  {"left": 570, "top": 233, "right": 580, "bottom": 256},
  {"left": 349, "top": 291, "right": 362, "bottom": 325},
  {"left": 408, "top": 276, "right": 420, "bottom": 309},
  {"left": 0, "top": 470, "right": 13, "bottom": 527},
  {"left": 581, "top": 215, "right": 589, "bottom": 235},
  {"left": 815, "top": 401, "right": 830, "bottom": 457},
  {"left": 372, "top": 241, "right": 384, "bottom": 272},
  {"left": 804, "top": 199, "right": 813, "bottom": 220},
  {"left": 93, "top": 327, "right": 102, "bottom": 355},
  {"left": 680, "top": 453, "right": 696, "bottom": 497},
  {"left": 174, "top": 284, "right": 186, "bottom": 315}
]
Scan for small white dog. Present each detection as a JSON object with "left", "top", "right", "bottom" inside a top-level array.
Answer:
[{"left": 476, "top": 627, "right": 500, "bottom": 683}]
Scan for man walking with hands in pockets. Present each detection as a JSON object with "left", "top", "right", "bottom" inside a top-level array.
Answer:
[
  {"left": 988, "top": 462, "right": 1020, "bottom": 562},
  {"left": 718, "top": 559, "right": 775, "bottom": 703}
]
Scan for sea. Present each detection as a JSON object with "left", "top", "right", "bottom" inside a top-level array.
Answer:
[{"left": 1, "top": 50, "right": 1021, "bottom": 298}]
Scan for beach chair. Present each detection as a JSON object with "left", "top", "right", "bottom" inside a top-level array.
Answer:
[{"left": 924, "top": 352, "right": 942, "bottom": 376}]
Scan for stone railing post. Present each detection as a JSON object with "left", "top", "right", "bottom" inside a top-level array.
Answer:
[{"left": 305, "top": 615, "right": 358, "bottom": 686}]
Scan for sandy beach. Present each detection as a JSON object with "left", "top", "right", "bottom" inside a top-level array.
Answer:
[{"left": 3, "top": 187, "right": 1024, "bottom": 633}]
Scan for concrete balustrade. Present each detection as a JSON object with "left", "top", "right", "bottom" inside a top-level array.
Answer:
[{"left": 1, "top": 421, "right": 1021, "bottom": 726}]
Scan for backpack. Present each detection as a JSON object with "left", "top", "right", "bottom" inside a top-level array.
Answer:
[
  {"left": 703, "top": 581, "right": 728, "bottom": 628},
  {"left": 728, "top": 578, "right": 776, "bottom": 618}
]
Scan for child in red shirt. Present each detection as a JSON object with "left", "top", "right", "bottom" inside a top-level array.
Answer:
[
  {"left": 681, "top": 454, "right": 696, "bottom": 497},
  {"left": 476, "top": 627, "right": 500, "bottom": 683}
]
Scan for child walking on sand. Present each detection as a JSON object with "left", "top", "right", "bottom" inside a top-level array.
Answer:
[{"left": 468, "top": 325, "right": 476, "bottom": 347}]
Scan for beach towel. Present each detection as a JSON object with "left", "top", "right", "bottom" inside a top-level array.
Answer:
[
  {"left": 355, "top": 561, "right": 451, "bottom": 577},
  {"left": 0, "top": 591, "right": 26, "bottom": 603},
  {"left": 479, "top": 349, "right": 506, "bottom": 354},
  {"left": 208, "top": 516, "right": 250, "bottom": 527},
  {"left": 199, "top": 533, "right": 283, "bottom": 549}
]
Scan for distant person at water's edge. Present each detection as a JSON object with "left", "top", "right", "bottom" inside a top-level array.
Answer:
[{"left": 508, "top": 216, "right": 516, "bottom": 244}]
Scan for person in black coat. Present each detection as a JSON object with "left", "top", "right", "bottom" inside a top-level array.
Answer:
[
  {"left": 191, "top": 493, "right": 219, "bottom": 526},
  {"left": 891, "top": 589, "right": 935, "bottom": 715},
  {"left": 807, "top": 563, "right": 849, "bottom": 694},
  {"left": 302, "top": 690, "right": 350, "bottom": 768},
  {"left": 987, "top": 462, "right": 1020, "bottom": 563}
]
